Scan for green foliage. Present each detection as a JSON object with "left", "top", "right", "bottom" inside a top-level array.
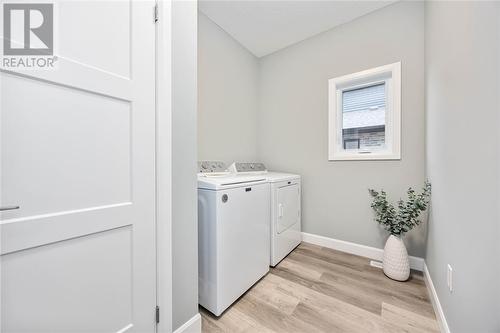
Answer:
[{"left": 368, "top": 182, "right": 431, "bottom": 236}]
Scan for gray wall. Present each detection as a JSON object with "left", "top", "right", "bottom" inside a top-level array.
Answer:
[
  {"left": 198, "top": 13, "right": 260, "bottom": 164},
  {"left": 425, "top": 2, "right": 500, "bottom": 332},
  {"left": 258, "top": 1, "right": 426, "bottom": 256},
  {"left": 172, "top": 0, "right": 199, "bottom": 330}
]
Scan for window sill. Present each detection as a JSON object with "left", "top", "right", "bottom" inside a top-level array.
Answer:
[{"left": 329, "top": 152, "right": 401, "bottom": 161}]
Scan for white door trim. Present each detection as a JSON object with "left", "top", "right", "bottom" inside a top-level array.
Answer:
[{"left": 156, "top": 0, "right": 173, "bottom": 332}]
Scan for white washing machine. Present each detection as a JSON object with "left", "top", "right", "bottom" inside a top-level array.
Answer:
[
  {"left": 197, "top": 161, "right": 270, "bottom": 316},
  {"left": 229, "top": 163, "right": 302, "bottom": 266}
]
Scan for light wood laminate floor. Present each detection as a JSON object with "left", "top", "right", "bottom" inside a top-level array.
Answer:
[{"left": 201, "top": 242, "right": 439, "bottom": 333}]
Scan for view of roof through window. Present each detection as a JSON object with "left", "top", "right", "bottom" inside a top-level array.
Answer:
[{"left": 342, "top": 83, "right": 386, "bottom": 150}]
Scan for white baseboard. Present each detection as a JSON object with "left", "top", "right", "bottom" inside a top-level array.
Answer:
[
  {"left": 424, "top": 263, "right": 450, "bottom": 333},
  {"left": 173, "top": 313, "right": 201, "bottom": 333},
  {"left": 301, "top": 232, "right": 425, "bottom": 271}
]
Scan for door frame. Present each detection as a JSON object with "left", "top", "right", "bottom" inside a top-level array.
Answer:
[{"left": 156, "top": 0, "right": 173, "bottom": 332}]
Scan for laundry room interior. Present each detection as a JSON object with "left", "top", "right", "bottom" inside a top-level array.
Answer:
[
  {"left": 1, "top": 0, "right": 498, "bottom": 332},
  {"left": 171, "top": 1, "right": 499, "bottom": 332}
]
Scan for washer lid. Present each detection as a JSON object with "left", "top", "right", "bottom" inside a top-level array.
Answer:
[{"left": 198, "top": 174, "right": 268, "bottom": 190}]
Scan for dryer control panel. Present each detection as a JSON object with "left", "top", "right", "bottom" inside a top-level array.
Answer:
[{"left": 229, "top": 162, "right": 267, "bottom": 173}]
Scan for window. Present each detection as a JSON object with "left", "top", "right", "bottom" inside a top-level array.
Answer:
[{"left": 328, "top": 62, "right": 401, "bottom": 160}]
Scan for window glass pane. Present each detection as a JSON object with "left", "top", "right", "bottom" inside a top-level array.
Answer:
[{"left": 342, "top": 83, "right": 386, "bottom": 151}]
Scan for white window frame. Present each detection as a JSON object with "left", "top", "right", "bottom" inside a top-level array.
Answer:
[{"left": 328, "top": 62, "right": 401, "bottom": 161}]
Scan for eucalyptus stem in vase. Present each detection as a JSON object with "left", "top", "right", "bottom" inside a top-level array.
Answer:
[{"left": 368, "top": 182, "right": 431, "bottom": 281}]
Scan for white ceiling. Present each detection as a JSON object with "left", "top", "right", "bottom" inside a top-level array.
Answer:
[{"left": 199, "top": 1, "right": 396, "bottom": 58}]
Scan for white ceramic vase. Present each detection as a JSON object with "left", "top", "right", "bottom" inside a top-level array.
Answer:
[{"left": 383, "top": 235, "right": 410, "bottom": 281}]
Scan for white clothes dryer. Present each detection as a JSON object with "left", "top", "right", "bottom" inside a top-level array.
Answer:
[{"left": 229, "top": 163, "right": 302, "bottom": 266}]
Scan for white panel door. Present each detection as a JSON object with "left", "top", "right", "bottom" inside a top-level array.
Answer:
[{"left": 0, "top": 1, "right": 157, "bottom": 332}]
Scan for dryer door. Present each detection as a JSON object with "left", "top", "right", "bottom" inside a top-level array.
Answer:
[{"left": 277, "top": 184, "right": 300, "bottom": 234}]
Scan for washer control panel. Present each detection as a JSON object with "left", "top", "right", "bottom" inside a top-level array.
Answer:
[
  {"left": 198, "top": 161, "right": 228, "bottom": 173},
  {"left": 229, "top": 162, "right": 267, "bottom": 173}
]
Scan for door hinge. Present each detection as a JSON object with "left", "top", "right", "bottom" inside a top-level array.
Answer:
[
  {"left": 154, "top": 3, "right": 159, "bottom": 23},
  {"left": 155, "top": 305, "right": 160, "bottom": 324}
]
